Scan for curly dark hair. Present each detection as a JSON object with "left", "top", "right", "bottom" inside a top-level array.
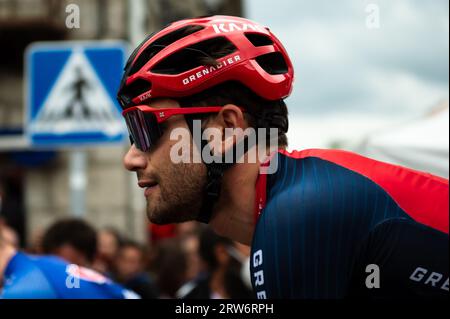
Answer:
[{"left": 41, "top": 218, "right": 97, "bottom": 263}]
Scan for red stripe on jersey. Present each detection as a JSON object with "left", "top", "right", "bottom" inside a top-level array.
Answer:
[
  {"left": 255, "top": 159, "right": 270, "bottom": 224},
  {"left": 279, "top": 149, "right": 449, "bottom": 234}
]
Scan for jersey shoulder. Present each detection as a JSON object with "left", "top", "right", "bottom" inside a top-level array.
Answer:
[
  {"left": 277, "top": 148, "right": 449, "bottom": 233},
  {"left": 266, "top": 148, "right": 407, "bottom": 230}
]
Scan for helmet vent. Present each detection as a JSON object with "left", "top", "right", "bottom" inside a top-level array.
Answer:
[
  {"left": 129, "top": 25, "right": 204, "bottom": 75},
  {"left": 255, "top": 52, "right": 288, "bottom": 75},
  {"left": 119, "top": 79, "right": 152, "bottom": 106},
  {"left": 151, "top": 37, "right": 237, "bottom": 75},
  {"left": 244, "top": 33, "right": 274, "bottom": 47}
]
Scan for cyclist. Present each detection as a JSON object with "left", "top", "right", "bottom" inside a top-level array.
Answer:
[{"left": 117, "top": 15, "right": 449, "bottom": 299}]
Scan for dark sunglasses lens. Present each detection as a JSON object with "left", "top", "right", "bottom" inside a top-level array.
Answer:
[
  {"left": 124, "top": 110, "right": 161, "bottom": 152},
  {"left": 143, "top": 111, "right": 162, "bottom": 147}
]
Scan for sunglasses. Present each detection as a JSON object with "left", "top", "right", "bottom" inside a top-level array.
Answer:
[{"left": 122, "top": 105, "right": 225, "bottom": 152}]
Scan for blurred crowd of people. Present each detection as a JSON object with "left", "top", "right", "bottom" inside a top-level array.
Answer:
[{"left": 0, "top": 216, "right": 254, "bottom": 299}]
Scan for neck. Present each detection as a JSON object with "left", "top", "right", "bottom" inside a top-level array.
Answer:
[
  {"left": 0, "top": 243, "right": 16, "bottom": 282},
  {"left": 209, "top": 160, "right": 261, "bottom": 246}
]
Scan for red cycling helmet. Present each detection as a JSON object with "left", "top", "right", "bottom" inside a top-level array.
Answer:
[{"left": 117, "top": 15, "right": 294, "bottom": 108}]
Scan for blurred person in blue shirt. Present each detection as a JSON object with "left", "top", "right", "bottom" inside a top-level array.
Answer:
[
  {"left": 40, "top": 218, "right": 97, "bottom": 268},
  {"left": 0, "top": 219, "right": 139, "bottom": 299}
]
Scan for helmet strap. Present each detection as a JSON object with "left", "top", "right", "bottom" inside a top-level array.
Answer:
[{"left": 183, "top": 114, "right": 253, "bottom": 224}]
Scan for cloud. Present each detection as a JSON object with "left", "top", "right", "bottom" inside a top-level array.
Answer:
[{"left": 245, "top": 0, "right": 449, "bottom": 118}]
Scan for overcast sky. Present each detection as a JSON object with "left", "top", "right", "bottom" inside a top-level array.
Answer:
[
  {"left": 244, "top": 0, "right": 449, "bottom": 118},
  {"left": 243, "top": 0, "right": 449, "bottom": 149}
]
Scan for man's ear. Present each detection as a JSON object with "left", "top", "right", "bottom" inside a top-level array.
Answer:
[
  {"left": 218, "top": 104, "right": 246, "bottom": 131},
  {"left": 207, "top": 104, "right": 247, "bottom": 156}
]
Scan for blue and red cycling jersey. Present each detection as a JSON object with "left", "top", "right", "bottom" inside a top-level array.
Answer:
[
  {"left": 0, "top": 252, "right": 139, "bottom": 299},
  {"left": 250, "top": 149, "right": 449, "bottom": 299}
]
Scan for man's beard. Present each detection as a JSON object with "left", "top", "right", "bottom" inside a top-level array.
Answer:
[{"left": 146, "top": 161, "right": 206, "bottom": 224}]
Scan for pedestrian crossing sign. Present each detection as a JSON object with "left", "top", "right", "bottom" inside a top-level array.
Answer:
[{"left": 26, "top": 41, "right": 128, "bottom": 147}]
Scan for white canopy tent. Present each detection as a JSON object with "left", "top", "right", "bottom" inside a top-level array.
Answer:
[{"left": 351, "top": 101, "right": 449, "bottom": 179}]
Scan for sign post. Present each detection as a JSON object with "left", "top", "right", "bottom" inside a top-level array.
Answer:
[{"left": 69, "top": 149, "right": 87, "bottom": 218}]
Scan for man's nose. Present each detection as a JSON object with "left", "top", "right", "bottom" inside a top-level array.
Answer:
[{"left": 123, "top": 144, "right": 147, "bottom": 171}]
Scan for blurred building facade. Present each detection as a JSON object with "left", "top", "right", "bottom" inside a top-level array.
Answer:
[{"left": 0, "top": 0, "right": 242, "bottom": 246}]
